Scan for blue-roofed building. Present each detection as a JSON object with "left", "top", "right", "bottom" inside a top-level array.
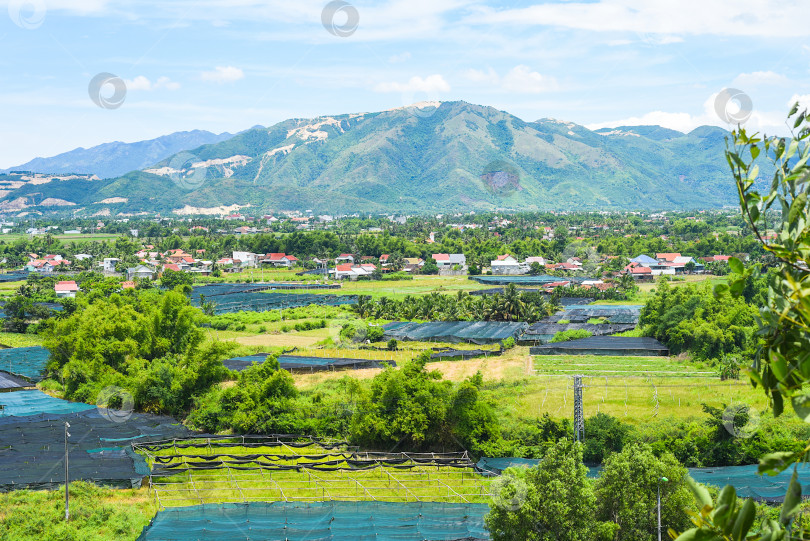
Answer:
[{"left": 630, "top": 254, "right": 658, "bottom": 266}]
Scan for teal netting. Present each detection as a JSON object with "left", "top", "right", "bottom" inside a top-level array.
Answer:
[
  {"left": 0, "top": 346, "right": 50, "bottom": 382},
  {"left": 138, "top": 501, "right": 490, "bottom": 540},
  {"left": 0, "top": 390, "right": 94, "bottom": 417},
  {"left": 476, "top": 458, "right": 810, "bottom": 503},
  {"left": 383, "top": 321, "right": 527, "bottom": 344}
]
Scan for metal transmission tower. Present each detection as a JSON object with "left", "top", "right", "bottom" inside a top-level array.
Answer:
[{"left": 573, "top": 375, "right": 585, "bottom": 442}]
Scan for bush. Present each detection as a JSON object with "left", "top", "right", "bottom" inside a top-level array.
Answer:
[
  {"left": 550, "top": 329, "right": 592, "bottom": 343},
  {"left": 501, "top": 337, "right": 516, "bottom": 349},
  {"left": 387, "top": 338, "right": 398, "bottom": 351}
]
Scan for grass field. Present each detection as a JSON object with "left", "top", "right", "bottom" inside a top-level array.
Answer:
[
  {"left": 0, "top": 331, "right": 44, "bottom": 348},
  {"left": 139, "top": 439, "right": 491, "bottom": 509},
  {"left": 0, "top": 482, "right": 155, "bottom": 541}
]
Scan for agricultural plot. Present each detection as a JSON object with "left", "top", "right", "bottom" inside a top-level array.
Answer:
[
  {"left": 136, "top": 436, "right": 492, "bottom": 509},
  {"left": 507, "top": 354, "right": 770, "bottom": 422}
]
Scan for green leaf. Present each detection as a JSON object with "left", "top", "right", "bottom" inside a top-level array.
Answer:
[
  {"left": 713, "top": 283, "right": 729, "bottom": 298},
  {"left": 731, "top": 499, "right": 756, "bottom": 541},
  {"left": 673, "top": 528, "right": 724, "bottom": 541},
  {"left": 686, "top": 477, "right": 713, "bottom": 509},
  {"left": 791, "top": 393, "right": 810, "bottom": 422},
  {"left": 758, "top": 451, "right": 797, "bottom": 475},
  {"left": 750, "top": 146, "right": 761, "bottom": 160},
  {"left": 779, "top": 469, "right": 802, "bottom": 525},
  {"left": 728, "top": 257, "right": 744, "bottom": 275},
  {"left": 790, "top": 102, "right": 800, "bottom": 117},
  {"left": 715, "top": 485, "right": 736, "bottom": 526}
]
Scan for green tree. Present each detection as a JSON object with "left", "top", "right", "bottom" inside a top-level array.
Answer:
[
  {"left": 421, "top": 257, "right": 439, "bottom": 275},
  {"left": 160, "top": 269, "right": 193, "bottom": 289},
  {"left": 485, "top": 439, "right": 616, "bottom": 541},
  {"left": 595, "top": 443, "right": 692, "bottom": 541}
]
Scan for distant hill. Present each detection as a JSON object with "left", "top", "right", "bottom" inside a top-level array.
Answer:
[
  {"left": 2, "top": 130, "right": 235, "bottom": 179},
  {"left": 0, "top": 102, "right": 745, "bottom": 214}
]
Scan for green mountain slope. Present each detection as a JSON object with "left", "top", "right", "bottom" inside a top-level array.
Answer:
[{"left": 0, "top": 102, "right": 743, "bottom": 214}]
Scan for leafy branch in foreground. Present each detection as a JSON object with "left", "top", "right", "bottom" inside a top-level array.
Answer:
[{"left": 675, "top": 104, "right": 810, "bottom": 540}]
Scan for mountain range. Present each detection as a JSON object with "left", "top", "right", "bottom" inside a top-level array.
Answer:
[
  {"left": 0, "top": 102, "right": 742, "bottom": 215},
  {"left": 2, "top": 130, "right": 234, "bottom": 179}
]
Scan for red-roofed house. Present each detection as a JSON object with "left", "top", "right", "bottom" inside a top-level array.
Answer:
[
  {"left": 54, "top": 280, "right": 79, "bottom": 298},
  {"left": 121, "top": 281, "right": 136, "bottom": 289},
  {"left": 656, "top": 253, "right": 681, "bottom": 263},
  {"left": 163, "top": 263, "right": 181, "bottom": 272},
  {"left": 336, "top": 254, "right": 355, "bottom": 264},
  {"left": 261, "top": 253, "right": 298, "bottom": 268}
]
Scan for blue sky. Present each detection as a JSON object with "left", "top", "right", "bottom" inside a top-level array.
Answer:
[{"left": 1, "top": 0, "right": 809, "bottom": 168}]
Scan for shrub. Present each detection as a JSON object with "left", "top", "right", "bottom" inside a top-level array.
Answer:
[{"left": 550, "top": 329, "right": 592, "bottom": 343}]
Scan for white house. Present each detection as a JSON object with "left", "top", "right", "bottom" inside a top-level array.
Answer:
[
  {"left": 431, "top": 253, "right": 466, "bottom": 269},
  {"left": 490, "top": 254, "right": 528, "bottom": 275},
  {"left": 127, "top": 265, "right": 155, "bottom": 280},
  {"left": 101, "top": 257, "right": 119, "bottom": 273},
  {"left": 232, "top": 252, "right": 260, "bottom": 268},
  {"left": 54, "top": 280, "right": 79, "bottom": 298}
]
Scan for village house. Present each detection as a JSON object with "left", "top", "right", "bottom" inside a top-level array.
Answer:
[{"left": 54, "top": 280, "right": 79, "bottom": 298}]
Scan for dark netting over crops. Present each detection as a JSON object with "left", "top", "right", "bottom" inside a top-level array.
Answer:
[
  {"left": 383, "top": 321, "right": 527, "bottom": 344},
  {"left": 0, "top": 271, "right": 29, "bottom": 283},
  {"left": 0, "top": 408, "right": 195, "bottom": 491},
  {"left": 531, "top": 336, "right": 669, "bottom": 356},
  {"left": 223, "top": 353, "right": 395, "bottom": 372},
  {"left": 0, "top": 371, "right": 33, "bottom": 392},
  {"left": 0, "top": 390, "right": 95, "bottom": 416},
  {"left": 137, "top": 501, "right": 490, "bottom": 541},
  {"left": 191, "top": 287, "right": 356, "bottom": 314},
  {"left": 0, "top": 346, "right": 50, "bottom": 382},
  {"left": 520, "top": 323, "right": 637, "bottom": 344},
  {"left": 191, "top": 283, "right": 342, "bottom": 302},
  {"left": 467, "top": 290, "right": 592, "bottom": 306},
  {"left": 470, "top": 275, "right": 590, "bottom": 286},
  {"left": 429, "top": 349, "right": 501, "bottom": 360}
]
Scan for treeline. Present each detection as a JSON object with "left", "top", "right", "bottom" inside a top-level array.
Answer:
[
  {"left": 639, "top": 275, "right": 764, "bottom": 361},
  {"left": 353, "top": 287, "right": 561, "bottom": 323}
]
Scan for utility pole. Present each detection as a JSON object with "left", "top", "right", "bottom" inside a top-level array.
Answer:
[
  {"left": 64, "top": 421, "right": 71, "bottom": 521},
  {"left": 573, "top": 375, "right": 584, "bottom": 442},
  {"left": 658, "top": 476, "right": 669, "bottom": 541}
]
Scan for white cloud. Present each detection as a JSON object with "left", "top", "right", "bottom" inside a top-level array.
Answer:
[
  {"left": 470, "top": 0, "right": 810, "bottom": 38},
  {"left": 464, "top": 65, "right": 558, "bottom": 93},
  {"left": 733, "top": 71, "right": 789, "bottom": 87},
  {"left": 502, "top": 65, "right": 559, "bottom": 93},
  {"left": 201, "top": 66, "right": 244, "bottom": 83},
  {"left": 374, "top": 74, "right": 450, "bottom": 93},
  {"left": 388, "top": 52, "right": 412, "bottom": 64},
  {"left": 464, "top": 67, "right": 500, "bottom": 85},
  {"left": 123, "top": 75, "right": 180, "bottom": 91},
  {"left": 789, "top": 94, "right": 810, "bottom": 111},
  {"left": 586, "top": 91, "right": 791, "bottom": 135}
]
